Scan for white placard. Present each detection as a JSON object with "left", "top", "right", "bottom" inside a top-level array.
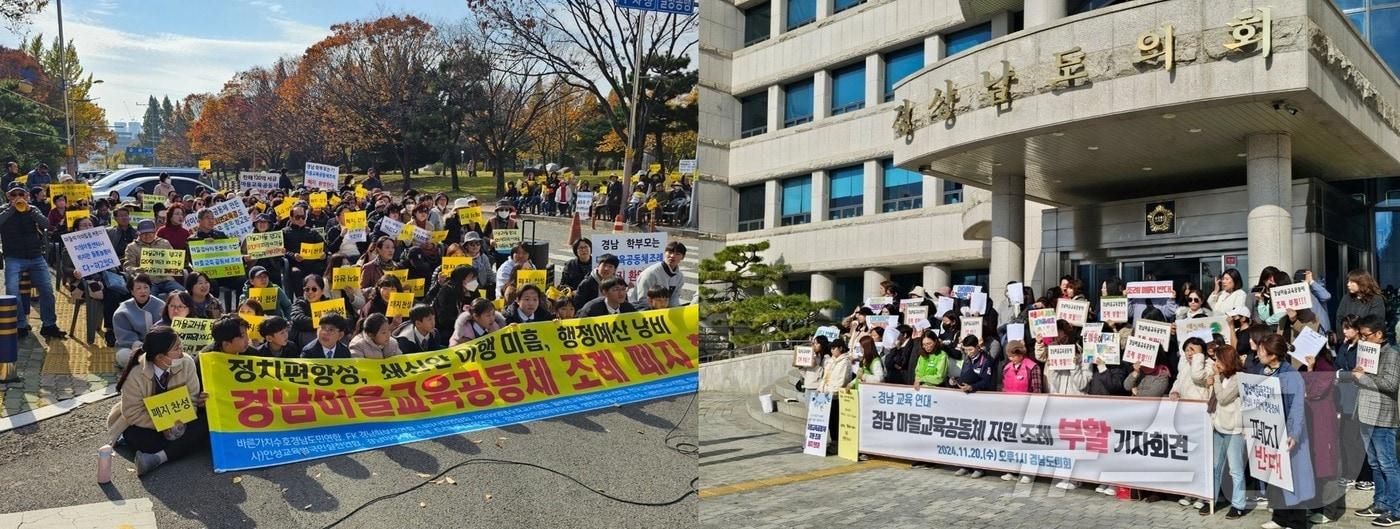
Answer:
[
  {"left": 1047, "top": 345, "right": 1077, "bottom": 371},
  {"left": 377, "top": 217, "right": 406, "bottom": 238},
  {"left": 1290, "top": 327, "right": 1326, "bottom": 364},
  {"left": 881, "top": 326, "right": 899, "bottom": 350},
  {"left": 575, "top": 192, "right": 594, "bottom": 220},
  {"left": 1134, "top": 319, "right": 1172, "bottom": 346},
  {"left": 1358, "top": 341, "right": 1381, "bottom": 375},
  {"left": 960, "top": 316, "right": 982, "bottom": 343},
  {"left": 678, "top": 159, "right": 697, "bottom": 174},
  {"left": 935, "top": 298, "right": 954, "bottom": 318},
  {"left": 238, "top": 171, "right": 280, "bottom": 194},
  {"left": 912, "top": 319, "right": 931, "bottom": 332},
  {"left": 970, "top": 292, "right": 988, "bottom": 315},
  {"left": 864, "top": 296, "right": 893, "bottom": 312},
  {"left": 182, "top": 212, "right": 199, "bottom": 231},
  {"left": 858, "top": 383, "right": 1213, "bottom": 499},
  {"left": 793, "top": 346, "right": 816, "bottom": 368},
  {"left": 1029, "top": 308, "right": 1058, "bottom": 339},
  {"left": 1006, "top": 323, "right": 1025, "bottom": 343},
  {"left": 1056, "top": 299, "right": 1090, "bottom": 327},
  {"left": 1270, "top": 283, "right": 1312, "bottom": 312},
  {"left": 304, "top": 162, "right": 340, "bottom": 190},
  {"left": 1123, "top": 336, "right": 1160, "bottom": 367},
  {"left": 207, "top": 198, "right": 253, "bottom": 238},
  {"left": 903, "top": 306, "right": 929, "bottom": 328},
  {"left": 1086, "top": 341, "right": 1121, "bottom": 365},
  {"left": 61, "top": 227, "right": 120, "bottom": 276},
  {"left": 813, "top": 326, "right": 840, "bottom": 343},
  {"left": 1007, "top": 282, "right": 1024, "bottom": 305},
  {"left": 804, "top": 392, "right": 833, "bottom": 457},
  {"left": 1100, "top": 297, "right": 1129, "bottom": 323},
  {"left": 595, "top": 232, "right": 668, "bottom": 286},
  {"left": 1238, "top": 373, "right": 1295, "bottom": 492},
  {"left": 1175, "top": 316, "right": 1228, "bottom": 339},
  {"left": 1083, "top": 322, "right": 1105, "bottom": 345},
  {"left": 867, "top": 315, "right": 898, "bottom": 329},
  {"left": 952, "top": 285, "right": 981, "bottom": 300},
  {"left": 1125, "top": 280, "right": 1175, "bottom": 299}
]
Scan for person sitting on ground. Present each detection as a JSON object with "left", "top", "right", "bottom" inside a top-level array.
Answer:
[
  {"left": 106, "top": 326, "right": 209, "bottom": 475},
  {"left": 300, "top": 313, "right": 352, "bottom": 359},
  {"left": 644, "top": 285, "right": 671, "bottom": 310},
  {"left": 122, "top": 220, "right": 184, "bottom": 296},
  {"left": 629, "top": 241, "right": 687, "bottom": 307},
  {"left": 573, "top": 253, "right": 618, "bottom": 307},
  {"left": 451, "top": 298, "right": 501, "bottom": 345},
  {"left": 251, "top": 316, "right": 296, "bottom": 358},
  {"left": 579, "top": 277, "right": 638, "bottom": 317},
  {"left": 350, "top": 313, "right": 402, "bottom": 359},
  {"left": 201, "top": 315, "right": 251, "bottom": 357},
  {"left": 503, "top": 284, "right": 554, "bottom": 325},
  {"left": 114, "top": 274, "right": 166, "bottom": 368},
  {"left": 239, "top": 266, "right": 293, "bottom": 318},
  {"left": 156, "top": 291, "right": 193, "bottom": 327},
  {"left": 184, "top": 272, "right": 225, "bottom": 320},
  {"left": 395, "top": 305, "right": 446, "bottom": 354}
]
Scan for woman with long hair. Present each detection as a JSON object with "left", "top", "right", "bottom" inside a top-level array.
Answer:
[
  {"left": 105, "top": 326, "right": 209, "bottom": 475},
  {"left": 359, "top": 275, "right": 403, "bottom": 327},
  {"left": 184, "top": 272, "right": 224, "bottom": 320},
  {"left": 323, "top": 253, "right": 367, "bottom": 313},
  {"left": 1202, "top": 345, "right": 1248, "bottom": 518},
  {"left": 1257, "top": 334, "right": 1317, "bottom": 529},
  {"left": 451, "top": 297, "right": 501, "bottom": 345},
  {"left": 1208, "top": 268, "right": 1248, "bottom": 320},
  {"left": 1336, "top": 269, "right": 1385, "bottom": 338}
]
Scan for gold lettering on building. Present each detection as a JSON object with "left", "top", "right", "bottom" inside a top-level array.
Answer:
[
  {"left": 1051, "top": 47, "right": 1088, "bottom": 89},
  {"left": 982, "top": 60, "right": 1015, "bottom": 110},
  {"left": 1224, "top": 7, "right": 1271, "bottom": 58},
  {"left": 892, "top": 99, "right": 916, "bottom": 139},
  {"left": 1135, "top": 25, "right": 1174, "bottom": 71},
  {"left": 927, "top": 79, "right": 958, "bottom": 122}
]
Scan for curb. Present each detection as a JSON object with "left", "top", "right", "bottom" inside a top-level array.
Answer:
[{"left": 0, "top": 384, "right": 116, "bottom": 434}]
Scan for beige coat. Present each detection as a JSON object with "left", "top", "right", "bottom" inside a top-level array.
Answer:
[
  {"left": 123, "top": 236, "right": 177, "bottom": 284},
  {"left": 106, "top": 353, "right": 201, "bottom": 443},
  {"left": 349, "top": 332, "right": 401, "bottom": 359}
]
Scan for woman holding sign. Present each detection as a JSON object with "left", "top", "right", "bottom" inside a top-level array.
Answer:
[
  {"left": 1257, "top": 335, "right": 1317, "bottom": 529},
  {"left": 105, "top": 326, "right": 208, "bottom": 475}
]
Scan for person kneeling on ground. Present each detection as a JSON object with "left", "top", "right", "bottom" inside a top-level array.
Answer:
[{"left": 106, "top": 326, "right": 210, "bottom": 475}]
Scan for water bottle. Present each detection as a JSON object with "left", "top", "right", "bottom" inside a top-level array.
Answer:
[{"left": 96, "top": 444, "right": 113, "bottom": 484}]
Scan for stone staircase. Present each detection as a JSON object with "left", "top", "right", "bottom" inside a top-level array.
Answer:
[{"left": 744, "top": 368, "right": 810, "bottom": 435}]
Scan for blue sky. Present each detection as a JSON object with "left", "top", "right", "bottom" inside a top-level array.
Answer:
[{"left": 1, "top": 0, "right": 472, "bottom": 122}]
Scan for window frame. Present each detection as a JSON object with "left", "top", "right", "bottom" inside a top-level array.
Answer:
[
  {"left": 743, "top": 3, "right": 772, "bottom": 47},
  {"left": 737, "top": 184, "right": 766, "bottom": 232},
  {"left": 829, "top": 63, "right": 866, "bottom": 116},
  {"left": 783, "top": 79, "right": 815, "bottom": 128},
  {"left": 780, "top": 175, "right": 813, "bottom": 226},
  {"left": 827, "top": 165, "right": 864, "bottom": 220},
  {"left": 880, "top": 159, "right": 923, "bottom": 212}
]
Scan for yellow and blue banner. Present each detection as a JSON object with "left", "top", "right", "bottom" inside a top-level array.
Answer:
[{"left": 200, "top": 305, "right": 699, "bottom": 472}]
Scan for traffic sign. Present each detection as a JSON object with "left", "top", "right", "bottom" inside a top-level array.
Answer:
[
  {"left": 614, "top": 0, "right": 693, "bottom": 16},
  {"left": 126, "top": 146, "right": 154, "bottom": 156}
]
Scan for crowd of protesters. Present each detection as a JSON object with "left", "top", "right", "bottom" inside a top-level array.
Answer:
[
  {"left": 505, "top": 168, "right": 693, "bottom": 228},
  {"left": 802, "top": 268, "right": 1400, "bottom": 529}
]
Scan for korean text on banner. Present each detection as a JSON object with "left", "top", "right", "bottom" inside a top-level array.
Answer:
[
  {"left": 200, "top": 306, "right": 700, "bottom": 471},
  {"left": 47, "top": 182, "right": 91, "bottom": 205},
  {"left": 199, "top": 159, "right": 212, "bottom": 170},
  {"left": 1124, "top": 336, "right": 1160, "bottom": 366},
  {"left": 1047, "top": 345, "right": 1077, "bottom": 371},
  {"left": 1270, "top": 283, "right": 1313, "bottom": 312},
  {"left": 575, "top": 192, "right": 594, "bottom": 220},
  {"left": 837, "top": 389, "right": 859, "bottom": 462},
  {"left": 143, "top": 385, "right": 198, "bottom": 432},
  {"left": 1176, "top": 316, "right": 1228, "bottom": 340},
  {"left": 858, "top": 383, "right": 1213, "bottom": 499},
  {"left": 1088, "top": 341, "right": 1122, "bottom": 365},
  {"left": 242, "top": 313, "right": 265, "bottom": 340},
  {"left": 494, "top": 228, "right": 522, "bottom": 248},
  {"left": 248, "top": 288, "right": 279, "bottom": 312},
  {"left": 378, "top": 217, "right": 406, "bottom": 240},
  {"left": 310, "top": 298, "right": 346, "bottom": 322},
  {"left": 239, "top": 172, "right": 280, "bottom": 194},
  {"left": 189, "top": 238, "right": 245, "bottom": 279},
  {"left": 952, "top": 285, "right": 981, "bottom": 300},
  {"left": 142, "top": 195, "right": 166, "bottom": 210},
  {"left": 386, "top": 292, "right": 414, "bottom": 318},
  {"left": 1125, "top": 281, "right": 1175, "bottom": 299},
  {"left": 440, "top": 256, "right": 473, "bottom": 277},
  {"left": 1238, "top": 373, "right": 1295, "bottom": 492},
  {"left": 813, "top": 326, "right": 840, "bottom": 343},
  {"left": 903, "top": 306, "right": 929, "bottom": 328},
  {"left": 65, "top": 209, "right": 88, "bottom": 228},
  {"left": 1029, "top": 308, "right": 1058, "bottom": 339},
  {"left": 140, "top": 248, "right": 186, "bottom": 276},
  {"left": 208, "top": 199, "right": 253, "bottom": 238},
  {"left": 304, "top": 162, "right": 339, "bottom": 190},
  {"left": 384, "top": 269, "right": 408, "bottom": 285},
  {"left": 342, "top": 211, "right": 367, "bottom": 243},
  {"left": 864, "top": 297, "right": 893, "bottom": 312},
  {"left": 1056, "top": 299, "right": 1090, "bottom": 327},
  {"left": 793, "top": 346, "right": 816, "bottom": 368},
  {"left": 405, "top": 278, "right": 425, "bottom": 298},
  {"left": 457, "top": 206, "right": 484, "bottom": 227},
  {"left": 299, "top": 242, "right": 324, "bottom": 262},
  {"left": 171, "top": 317, "right": 213, "bottom": 356},
  {"left": 309, "top": 193, "right": 327, "bottom": 212},
  {"left": 61, "top": 227, "right": 120, "bottom": 277},
  {"left": 1134, "top": 319, "right": 1172, "bottom": 346},
  {"left": 1099, "top": 297, "right": 1129, "bottom": 323},
  {"left": 331, "top": 267, "right": 359, "bottom": 291},
  {"left": 1291, "top": 327, "right": 1327, "bottom": 364},
  {"left": 593, "top": 232, "right": 666, "bottom": 286},
  {"left": 1358, "top": 341, "right": 1381, "bottom": 374},
  {"left": 960, "top": 316, "right": 982, "bottom": 342},
  {"left": 516, "top": 269, "right": 547, "bottom": 289},
  {"left": 244, "top": 231, "right": 285, "bottom": 260},
  {"left": 804, "top": 391, "right": 833, "bottom": 457}
]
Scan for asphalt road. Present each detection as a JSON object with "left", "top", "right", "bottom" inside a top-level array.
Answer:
[{"left": 0, "top": 391, "right": 697, "bottom": 528}]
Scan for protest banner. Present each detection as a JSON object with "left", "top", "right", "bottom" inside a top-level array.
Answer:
[
  {"left": 813, "top": 326, "right": 840, "bottom": 343},
  {"left": 457, "top": 206, "right": 484, "bottom": 227},
  {"left": 384, "top": 269, "right": 408, "bottom": 285},
  {"left": 1006, "top": 323, "right": 1025, "bottom": 343},
  {"left": 355, "top": 185, "right": 367, "bottom": 201},
  {"left": 201, "top": 306, "right": 699, "bottom": 471},
  {"left": 1047, "top": 345, "right": 1077, "bottom": 371},
  {"left": 864, "top": 297, "right": 893, "bottom": 312},
  {"left": 837, "top": 389, "right": 859, "bottom": 462},
  {"left": 575, "top": 192, "right": 594, "bottom": 220},
  {"left": 440, "top": 256, "right": 473, "bottom": 277},
  {"left": 248, "top": 288, "right": 279, "bottom": 311},
  {"left": 130, "top": 209, "right": 154, "bottom": 223},
  {"left": 239, "top": 172, "right": 280, "bottom": 194},
  {"left": 1029, "top": 308, "right": 1058, "bottom": 338},
  {"left": 678, "top": 159, "right": 696, "bottom": 174},
  {"left": 1124, "top": 336, "right": 1160, "bottom": 366},
  {"left": 199, "top": 159, "right": 212, "bottom": 170},
  {"left": 1055, "top": 299, "right": 1090, "bottom": 327},
  {"left": 859, "top": 383, "right": 1212, "bottom": 498},
  {"left": 244, "top": 231, "right": 285, "bottom": 260},
  {"left": 960, "top": 316, "right": 983, "bottom": 342},
  {"left": 793, "top": 345, "right": 816, "bottom": 368},
  {"left": 309, "top": 193, "right": 327, "bottom": 212},
  {"left": 1099, "top": 297, "right": 1129, "bottom": 323},
  {"left": 60, "top": 227, "right": 120, "bottom": 277},
  {"left": 386, "top": 292, "right": 414, "bottom": 318},
  {"left": 516, "top": 269, "right": 547, "bottom": 289},
  {"left": 405, "top": 278, "right": 425, "bottom": 298},
  {"left": 341, "top": 210, "right": 367, "bottom": 244},
  {"left": 1087, "top": 341, "right": 1121, "bottom": 365},
  {"left": 65, "top": 208, "right": 89, "bottom": 228},
  {"left": 494, "top": 228, "right": 523, "bottom": 248},
  {"left": 377, "top": 217, "right": 407, "bottom": 241},
  {"left": 143, "top": 385, "right": 198, "bottom": 432},
  {"left": 903, "top": 306, "right": 929, "bottom": 328},
  {"left": 594, "top": 232, "right": 666, "bottom": 286},
  {"left": 1238, "top": 373, "right": 1295, "bottom": 492},
  {"left": 208, "top": 198, "right": 253, "bottom": 238},
  {"left": 1270, "top": 283, "right": 1312, "bottom": 312},
  {"left": 331, "top": 267, "right": 359, "bottom": 291},
  {"left": 1083, "top": 322, "right": 1105, "bottom": 345},
  {"left": 182, "top": 212, "right": 199, "bottom": 230},
  {"left": 431, "top": 230, "right": 448, "bottom": 244},
  {"left": 935, "top": 297, "right": 954, "bottom": 318},
  {"left": 142, "top": 195, "right": 166, "bottom": 210},
  {"left": 310, "top": 298, "right": 346, "bottom": 322},
  {"left": 171, "top": 317, "right": 213, "bottom": 356},
  {"left": 299, "top": 242, "right": 324, "bottom": 261},
  {"left": 1125, "top": 280, "right": 1175, "bottom": 299},
  {"left": 274, "top": 200, "right": 294, "bottom": 220},
  {"left": 1358, "top": 341, "right": 1381, "bottom": 374},
  {"left": 304, "top": 162, "right": 339, "bottom": 190},
  {"left": 952, "top": 285, "right": 980, "bottom": 300},
  {"left": 189, "top": 238, "right": 245, "bottom": 279},
  {"left": 140, "top": 248, "right": 186, "bottom": 276},
  {"left": 1175, "top": 316, "right": 1227, "bottom": 340},
  {"left": 804, "top": 391, "right": 833, "bottom": 457},
  {"left": 242, "top": 313, "right": 266, "bottom": 340},
  {"left": 47, "top": 182, "right": 91, "bottom": 205},
  {"left": 1134, "top": 319, "right": 1172, "bottom": 346},
  {"left": 1007, "top": 283, "right": 1025, "bottom": 305}
]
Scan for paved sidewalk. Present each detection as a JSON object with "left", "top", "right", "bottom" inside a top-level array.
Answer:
[
  {"left": 0, "top": 498, "right": 156, "bottom": 529},
  {"left": 0, "top": 289, "right": 116, "bottom": 419},
  {"left": 699, "top": 392, "right": 848, "bottom": 489}
]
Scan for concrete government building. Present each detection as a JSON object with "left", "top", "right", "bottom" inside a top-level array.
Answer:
[{"left": 698, "top": 0, "right": 1400, "bottom": 318}]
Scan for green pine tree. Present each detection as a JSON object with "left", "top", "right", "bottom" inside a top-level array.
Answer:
[{"left": 699, "top": 241, "right": 838, "bottom": 347}]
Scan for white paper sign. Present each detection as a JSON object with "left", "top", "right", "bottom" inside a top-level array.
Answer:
[
  {"left": 804, "top": 392, "right": 833, "bottom": 457},
  {"left": 678, "top": 159, "right": 697, "bottom": 174},
  {"left": 1125, "top": 280, "right": 1175, "bottom": 299},
  {"left": 814, "top": 326, "right": 840, "bottom": 343},
  {"left": 595, "top": 232, "right": 667, "bottom": 287},
  {"left": 1007, "top": 283, "right": 1024, "bottom": 305},
  {"left": 867, "top": 316, "right": 898, "bottom": 329},
  {"left": 1006, "top": 323, "right": 1025, "bottom": 343},
  {"left": 239, "top": 171, "right": 280, "bottom": 194},
  {"left": 1176, "top": 316, "right": 1228, "bottom": 339},
  {"left": 970, "top": 292, "right": 988, "bottom": 315},
  {"left": 1100, "top": 297, "right": 1129, "bottom": 323},
  {"left": 1087, "top": 341, "right": 1121, "bottom": 365},
  {"left": 881, "top": 326, "right": 899, "bottom": 350},
  {"left": 1358, "top": 341, "right": 1381, "bottom": 375},
  {"left": 903, "top": 306, "right": 929, "bottom": 328},
  {"left": 575, "top": 191, "right": 594, "bottom": 221},
  {"left": 61, "top": 227, "right": 120, "bottom": 276},
  {"left": 912, "top": 319, "right": 931, "bottom": 332},
  {"left": 207, "top": 198, "right": 253, "bottom": 238},
  {"left": 794, "top": 346, "right": 816, "bottom": 368},
  {"left": 1123, "top": 336, "right": 1160, "bottom": 367},
  {"left": 182, "top": 212, "right": 199, "bottom": 231},
  {"left": 865, "top": 296, "right": 893, "bottom": 312},
  {"left": 1270, "top": 283, "right": 1312, "bottom": 312},
  {"left": 1083, "top": 322, "right": 1105, "bottom": 345},
  {"left": 1047, "top": 345, "right": 1077, "bottom": 372},
  {"left": 935, "top": 297, "right": 954, "bottom": 318},
  {"left": 1056, "top": 299, "right": 1090, "bottom": 327},
  {"left": 1290, "top": 327, "right": 1326, "bottom": 364},
  {"left": 960, "top": 316, "right": 982, "bottom": 343},
  {"left": 1134, "top": 319, "right": 1172, "bottom": 346},
  {"left": 1238, "top": 373, "right": 1295, "bottom": 492},
  {"left": 304, "top": 162, "right": 340, "bottom": 190}
]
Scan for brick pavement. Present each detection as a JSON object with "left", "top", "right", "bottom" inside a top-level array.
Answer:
[
  {"left": 0, "top": 287, "right": 115, "bottom": 419},
  {"left": 700, "top": 392, "right": 848, "bottom": 489}
]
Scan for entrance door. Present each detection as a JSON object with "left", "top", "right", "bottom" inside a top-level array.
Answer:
[{"left": 1120, "top": 256, "right": 1224, "bottom": 295}]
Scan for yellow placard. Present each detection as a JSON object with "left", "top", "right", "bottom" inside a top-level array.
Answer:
[
  {"left": 244, "top": 230, "right": 285, "bottom": 260},
  {"left": 140, "top": 248, "right": 186, "bottom": 276},
  {"left": 478, "top": 289, "right": 488, "bottom": 299},
  {"left": 386, "top": 291, "right": 414, "bottom": 317},
  {"left": 248, "top": 287, "right": 279, "bottom": 312},
  {"left": 309, "top": 192, "right": 327, "bottom": 211},
  {"left": 515, "top": 269, "right": 547, "bottom": 289},
  {"left": 241, "top": 313, "right": 266, "bottom": 340},
  {"left": 384, "top": 268, "right": 408, "bottom": 285},
  {"left": 299, "top": 242, "right": 324, "bottom": 261},
  {"left": 355, "top": 185, "right": 367, "bottom": 201},
  {"left": 47, "top": 182, "right": 92, "bottom": 205},
  {"left": 143, "top": 385, "right": 198, "bottom": 432},
  {"left": 330, "top": 195, "right": 342, "bottom": 207},
  {"left": 343, "top": 210, "right": 367, "bottom": 232},
  {"left": 457, "top": 206, "right": 484, "bottom": 226},
  {"left": 171, "top": 317, "right": 213, "bottom": 356},
  {"left": 837, "top": 388, "right": 860, "bottom": 462},
  {"left": 440, "top": 256, "right": 473, "bottom": 277},
  {"left": 405, "top": 277, "right": 426, "bottom": 298},
  {"left": 431, "top": 230, "right": 448, "bottom": 244},
  {"left": 310, "top": 298, "right": 345, "bottom": 323},
  {"left": 198, "top": 159, "right": 212, "bottom": 170},
  {"left": 493, "top": 297, "right": 505, "bottom": 310},
  {"left": 65, "top": 209, "right": 89, "bottom": 228},
  {"left": 274, "top": 200, "right": 294, "bottom": 220},
  {"left": 332, "top": 266, "right": 359, "bottom": 291},
  {"left": 648, "top": 163, "right": 661, "bottom": 174},
  {"left": 397, "top": 223, "right": 415, "bottom": 242}
]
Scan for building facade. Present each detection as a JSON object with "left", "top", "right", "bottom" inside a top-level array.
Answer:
[{"left": 700, "top": 0, "right": 1400, "bottom": 321}]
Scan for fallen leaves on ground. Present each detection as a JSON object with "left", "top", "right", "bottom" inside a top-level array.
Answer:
[{"left": 232, "top": 476, "right": 242, "bottom": 484}]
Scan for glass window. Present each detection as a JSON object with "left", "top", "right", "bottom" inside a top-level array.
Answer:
[
  {"left": 740, "top": 92, "right": 768, "bottom": 138},
  {"left": 786, "top": 0, "right": 816, "bottom": 30},
  {"left": 1372, "top": 7, "right": 1400, "bottom": 71},
  {"left": 1335, "top": 0, "right": 1364, "bottom": 10},
  {"left": 828, "top": 165, "right": 863, "bottom": 220},
  {"left": 880, "top": 159, "right": 922, "bottom": 212},
  {"left": 1069, "top": 0, "right": 1130, "bottom": 15},
  {"left": 945, "top": 22, "right": 992, "bottom": 56},
  {"left": 830, "top": 63, "right": 865, "bottom": 116},
  {"left": 834, "top": 0, "right": 865, "bottom": 13},
  {"left": 1011, "top": 10, "right": 1024, "bottom": 33},
  {"left": 744, "top": 4, "right": 771, "bottom": 46},
  {"left": 781, "top": 175, "right": 812, "bottom": 226},
  {"left": 943, "top": 180, "right": 964, "bottom": 205},
  {"left": 1350, "top": 12, "right": 1367, "bottom": 37},
  {"left": 737, "top": 185, "right": 765, "bottom": 232},
  {"left": 883, "top": 44, "right": 924, "bottom": 102},
  {"left": 783, "top": 79, "right": 814, "bottom": 127}
]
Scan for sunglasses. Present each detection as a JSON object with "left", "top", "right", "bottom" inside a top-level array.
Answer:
[
  {"left": 1189, "top": 297, "right": 1202, "bottom": 303},
  {"left": 304, "top": 286, "right": 320, "bottom": 292}
]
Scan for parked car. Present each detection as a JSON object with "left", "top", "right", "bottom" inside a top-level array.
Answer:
[
  {"left": 100, "top": 176, "right": 216, "bottom": 202},
  {"left": 90, "top": 167, "right": 204, "bottom": 193}
]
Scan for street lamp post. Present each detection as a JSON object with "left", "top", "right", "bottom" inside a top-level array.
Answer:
[{"left": 55, "top": 0, "right": 75, "bottom": 176}]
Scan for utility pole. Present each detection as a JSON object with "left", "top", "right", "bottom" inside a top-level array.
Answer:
[
  {"left": 56, "top": 0, "right": 75, "bottom": 176},
  {"left": 620, "top": 10, "right": 646, "bottom": 205}
]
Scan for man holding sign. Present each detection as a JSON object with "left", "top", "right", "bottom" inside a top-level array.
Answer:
[
  {"left": 1, "top": 185, "right": 64, "bottom": 338},
  {"left": 1353, "top": 315, "right": 1400, "bottom": 524},
  {"left": 123, "top": 220, "right": 184, "bottom": 295}
]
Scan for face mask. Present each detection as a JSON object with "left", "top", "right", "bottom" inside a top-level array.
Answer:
[
  {"left": 466, "top": 280, "right": 479, "bottom": 291},
  {"left": 496, "top": 210, "right": 510, "bottom": 219}
]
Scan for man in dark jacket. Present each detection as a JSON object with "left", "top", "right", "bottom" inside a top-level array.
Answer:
[
  {"left": 579, "top": 278, "right": 638, "bottom": 317},
  {"left": 574, "top": 253, "right": 619, "bottom": 307},
  {"left": 26, "top": 163, "right": 51, "bottom": 187},
  {"left": 0, "top": 185, "right": 64, "bottom": 338},
  {"left": 394, "top": 305, "right": 446, "bottom": 354},
  {"left": 604, "top": 175, "right": 623, "bottom": 221},
  {"left": 560, "top": 238, "right": 592, "bottom": 290},
  {"left": 106, "top": 205, "right": 137, "bottom": 260},
  {"left": 300, "top": 314, "right": 352, "bottom": 359},
  {"left": 282, "top": 205, "right": 326, "bottom": 289},
  {"left": 362, "top": 167, "right": 383, "bottom": 191}
]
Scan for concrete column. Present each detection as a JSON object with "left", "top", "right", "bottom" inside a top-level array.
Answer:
[
  {"left": 764, "top": 178, "right": 782, "bottom": 230},
  {"left": 767, "top": 84, "right": 783, "bottom": 132},
  {"left": 816, "top": 0, "right": 832, "bottom": 20},
  {"left": 1246, "top": 132, "right": 1293, "bottom": 282},
  {"left": 1024, "top": 0, "right": 1068, "bottom": 28},
  {"left": 811, "top": 169, "right": 830, "bottom": 222},
  {"left": 923, "top": 264, "right": 952, "bottom": 292},
  {"left": 864, "top": 268, "right": 891, "bottom": 299},
  {"left": 862, "top": 160, "right": 881, "bottom": 216},
  {"left": 926, "top": 34, "right": 946, "bottom": 62},
  {"left": 922, "top": 174, "right": 941, "bottom": 207},
  {"left": 811, "top": 272, "right": 836, "bottom": 319},
  {"left": 865, "top": 54, "right": 883, "bottom": 107},
  {"left": 813, "top": 70, "right": 831, "bottom": 120},
  {"left": 989, "top": 169, "right": 1025, "bottom": 310},
  {"left": 770, "top": 0, "right": 785, "bottom": 37},
  {"left": 991, "top": 11, "right": 1011, "bottom": 38}
]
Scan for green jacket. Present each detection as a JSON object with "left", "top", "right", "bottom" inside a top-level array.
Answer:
[{"left": 915, "top": 352, "right": 948, "bottom": 387}]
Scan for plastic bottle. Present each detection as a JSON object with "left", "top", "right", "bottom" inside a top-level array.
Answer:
[{"left": 96, "top": 444, "right": 113, "bottom": 484}]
